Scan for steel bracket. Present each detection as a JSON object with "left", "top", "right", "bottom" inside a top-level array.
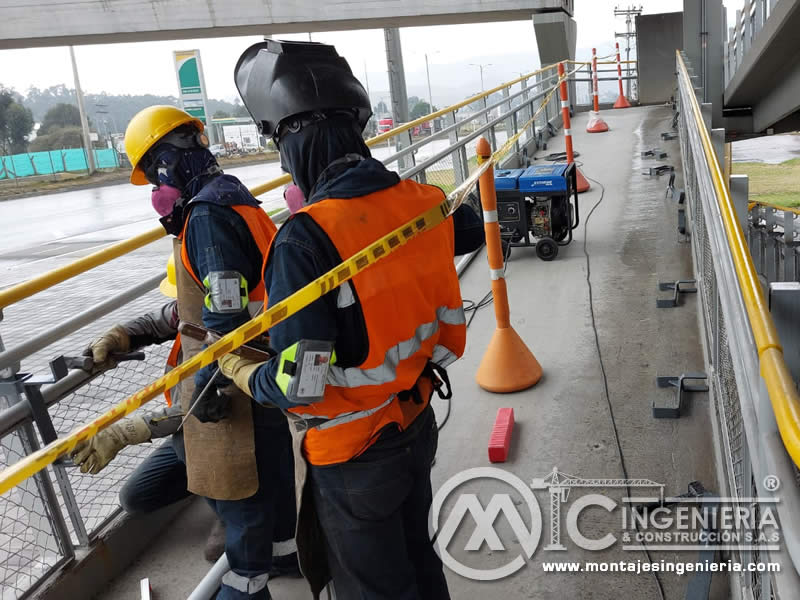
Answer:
[
  {"left": 653, "top": 372, "right": 708, "bottom": 418},
  {"left": 642, "top": 165, "right": 675, "bottom": 177},
  {"left": 642, "top": 148, "right": 668, "bottom": 159},
  {"left": 657, "top": 280, "right": 697, "bottom": 307},
  {"left": 661, "top": 131, "right": 678, "bottom": 141}
]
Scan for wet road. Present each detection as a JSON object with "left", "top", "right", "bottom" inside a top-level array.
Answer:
[
  {"left": 732, "top": 133, "right": 800, "bottom": 164},
  {"left": 0, "top": 131, "right": 505, "bottom": 282}
]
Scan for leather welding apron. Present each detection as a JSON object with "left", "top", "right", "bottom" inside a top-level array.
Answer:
[{"left": 173, "top": 239, "right": 259, "bottom": 500}]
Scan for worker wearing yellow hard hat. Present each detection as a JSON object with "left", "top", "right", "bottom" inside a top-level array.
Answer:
[
  {"left": 74, "top": 105, "right": 299, "bottom": 597},
  {"left": 159, "top": 254, "right": 178, "bottom": 298}
]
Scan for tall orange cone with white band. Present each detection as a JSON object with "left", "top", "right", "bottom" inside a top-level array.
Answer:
[
  {"left": 558, "top": 62, "right": 590, "bottom": 193},
  {"left": 474, "top": 137, "right": 542, "bottom": 393},
  {"left": 613, "top": 42, "right": 632, "bottom": 109},
  {"left": 586, "top": 48, "right": 609, "bottom": 133}
]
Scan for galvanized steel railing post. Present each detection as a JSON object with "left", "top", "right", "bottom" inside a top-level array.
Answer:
[{"left": 730, "top": 174, "right": 750, "bottom": 242}]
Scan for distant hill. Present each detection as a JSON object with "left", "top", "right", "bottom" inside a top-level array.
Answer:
[{"left": 20, "top": 84, "right": 246, "bottom": 135}]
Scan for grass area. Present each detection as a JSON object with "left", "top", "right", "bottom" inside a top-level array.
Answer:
[
  {"left": 732, "top": 157, "right": 800, "bottom": 208},
  {"left": 424, "top": 155, "right": 480, "bottom": 195}
]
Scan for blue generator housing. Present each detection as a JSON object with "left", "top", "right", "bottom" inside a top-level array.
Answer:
[{"left": 491, "top": 162, "right": 580, "bottom": 261}]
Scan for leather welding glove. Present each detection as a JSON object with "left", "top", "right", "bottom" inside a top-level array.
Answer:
[
  {"left": 190, "top": 384, "right": 234, "bottom": 423},
  {"left": 218, "top": 353, "right": 263, "bottom": 399},
  {"left": 71, "top": 416, "right": 151, "bottom": 474},
  {"left": 84, "top": 325, "right": 130, "bottom": 369}
]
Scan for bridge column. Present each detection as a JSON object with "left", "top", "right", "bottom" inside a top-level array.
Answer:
[
  {"left": 383, "top": 28, "right": 409, "bottom": 127},
  {"left": 532, "top": 11, "right": 577, "bottom": 109}
]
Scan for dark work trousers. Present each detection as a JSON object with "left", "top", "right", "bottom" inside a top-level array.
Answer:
[
  {"left": 119, "top": 434, "right": 190, "bottom": 514},
  {"left": 208, "top": 403, "right": 297, "bottom": 600},
  {"left": 309, "top": 404, "right": 450, "bottom": 600}
]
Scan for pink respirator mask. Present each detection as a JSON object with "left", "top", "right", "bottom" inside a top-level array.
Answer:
[{"left": 151, "top": 185, "right": 183, "bottom": 217}]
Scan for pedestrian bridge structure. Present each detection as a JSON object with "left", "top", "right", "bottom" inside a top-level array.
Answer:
[{"left": 3, "top": 3, "right": 800, "bottom": 600}]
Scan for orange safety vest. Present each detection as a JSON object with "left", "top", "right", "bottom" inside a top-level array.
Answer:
[
  {"left": 163, "top": 203, "right": 277, "bottom": 405},
  {"left": 274, "top": 180, "right": 466, "bottom": 465}
]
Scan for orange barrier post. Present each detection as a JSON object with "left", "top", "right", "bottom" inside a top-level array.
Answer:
[
  {"left": 613, "top": 42, "right": 632, "bottom": 109},
  {"left": 558, "top": 62, "right": 591, "bottom": 193},
  {"left": 586, "top": 48, "right": 609, "bottom": 133},
  {"left": 474, "top": 137, "right": 542, "bottom": 393}
]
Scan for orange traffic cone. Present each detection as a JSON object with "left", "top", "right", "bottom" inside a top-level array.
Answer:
[
  {"left": 587, "top": 48, "right": 609, "bottom": 133},
  {"left": 613, "top": 43, "right": 631, "bottom": 109},
  {"left": 474, "top": 138, "right": 542, "bottom": 393},
  {"left": 558, "top": 63, "right": 590, "bottom": 193}
]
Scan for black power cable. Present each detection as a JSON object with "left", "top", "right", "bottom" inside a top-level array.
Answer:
[{"left": 581, "top": 172, "right": 666, "bottom": 600}]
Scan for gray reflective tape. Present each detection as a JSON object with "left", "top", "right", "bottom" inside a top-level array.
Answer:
[
  {"left": 490, "top": 268, "right": 504, "bottom": 280},
  {"left": 432, "top": 344, "right": 459, "bottom": 368},
  {"left": 221, "top": 571, "right": 269, "bottom": 594},
  {"left": 337, "top": 281, "right": 356, "bottom": 308},
  {"left": 273, "top": 538, "right": 297, "bottom": 556},
  {"left": 437, "top": 305, "right": 466, "bottom": 326},
  {"left": 483, "top": 209, "right": 498, "bottom": 223},
  {"left": 314, "top": 395, "right": 396, "bottom": 431},
  {"left": 564, "top": 128, "right": 572, "bottom": 136},
  {"left": 326, "top": 305, "right": 464, "bottom": 389},
  {"left": 561, "top": 100, "right": 569, "bottom": 109}
]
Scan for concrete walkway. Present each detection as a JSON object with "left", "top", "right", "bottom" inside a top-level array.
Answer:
[{"left": 95, "top": 106, "right": 726, "bottom": 599}]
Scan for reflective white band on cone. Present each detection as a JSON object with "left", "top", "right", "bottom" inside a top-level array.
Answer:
[
  {"left": 490, "top": 268, "right": 505, "bottom": 280},
  {"left": 483, "top": 209, "right": 498, "bottom": 223}
]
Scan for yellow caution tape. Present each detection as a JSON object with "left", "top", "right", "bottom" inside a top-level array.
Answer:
[{"left": 0, "top": 72, "right": 570, "bottom": 495}]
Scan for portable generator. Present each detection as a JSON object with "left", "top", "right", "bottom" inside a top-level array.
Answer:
[{"left": 492, "top": 163, "right": 580, "bottom": 261}]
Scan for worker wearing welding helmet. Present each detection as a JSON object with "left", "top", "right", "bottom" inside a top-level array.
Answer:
[
  {"left": 116, "top": 105, "right": 296, "bottom": 599},
  {"left": 218, "top": 40, "right": 483, "bottom": 599}
]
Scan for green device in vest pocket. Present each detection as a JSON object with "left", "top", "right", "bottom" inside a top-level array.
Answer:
[{"left": 276, "top": 340, "right": 336, "bottom": 405}]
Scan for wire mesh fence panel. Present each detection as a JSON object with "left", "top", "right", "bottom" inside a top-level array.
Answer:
[
  {"left": 51, "top": 344, "right": 172, "bottom": 537},
  {"left": 0, "top": 429, "right": 65, "bottom": 600}
]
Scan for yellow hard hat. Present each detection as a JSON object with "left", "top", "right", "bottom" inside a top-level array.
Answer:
[
  {"left": 159, "top": 254, "right": 178, "bottom": 298},
  {"left": 125, "top": 105, "right": 204, "bottom": 185}
]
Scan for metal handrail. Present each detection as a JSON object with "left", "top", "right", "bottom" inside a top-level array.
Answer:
[
  {"left": 677, "top": 50, "right": 800, "bottom": 469},
  {"left": 0, "top": 62, "right": 564, "bottom": 310}
]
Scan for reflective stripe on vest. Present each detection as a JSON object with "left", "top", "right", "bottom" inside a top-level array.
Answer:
[
  {"left": 272, "top": 180, "right": 466, "bottom": 465},
  {"left": 326, "top": 306, "right": 464, "bottom": 389}
]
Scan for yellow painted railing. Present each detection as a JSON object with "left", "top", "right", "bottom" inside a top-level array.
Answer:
[
  {"left": 0, "top": 62, "right": 565, "bottom": 310},
  {"left": 677, "top": 50, "right": 800, "bottom": 469}
]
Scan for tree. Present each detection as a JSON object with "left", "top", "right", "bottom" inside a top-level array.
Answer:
[
  {"left": 407, "top": 96, "right": 420, "bottom": 109},
  {"left": 374, "top": 100, "right": 388, "bottom": 115},
  {"left": 410, "top": 101, "right": 437, "bottom": 120},
  {"left": 38, "top": 103, "right": 82, "bottom": 136},
  {"left": 213, "top": 110, "right": 231, "bottom": 119},
  {"left": 6, "top": 103, "right": 33, "bottom": 153},
  {"left": 29, "top": 126, "right": 83, "bottom": 152}
]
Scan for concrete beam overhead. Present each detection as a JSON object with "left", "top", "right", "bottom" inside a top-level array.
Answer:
[{"left": 0, "top": 1, "right": 572, "bottom": 49}]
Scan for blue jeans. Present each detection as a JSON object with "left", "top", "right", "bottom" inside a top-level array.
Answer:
[
  {"left": 119, "top": 436, "right": 190, "bottom": 514},
  {"left": 309, "top": 405, "right": 450, "bottom": 600},
  {"left": 208, "top": 403, "right": 296, "bottom": 600}
]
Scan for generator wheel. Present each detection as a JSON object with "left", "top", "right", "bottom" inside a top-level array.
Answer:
[{"left": 536, "top": 237, "right": 558, "bottom": 261}]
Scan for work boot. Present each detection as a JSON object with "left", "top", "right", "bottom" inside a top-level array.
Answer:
[
  {"left": 204, "top": 518, "right": 226, "bottom": 562},
  {"left": 269, "top": 552, "right": 301, "bottom": 578}
]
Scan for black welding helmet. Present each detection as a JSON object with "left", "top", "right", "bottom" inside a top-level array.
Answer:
[{"left": 234, "top": 40, "right": 372, "bottom": 142}]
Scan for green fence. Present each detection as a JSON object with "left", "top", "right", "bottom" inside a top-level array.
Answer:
[{"left": 0, "top": 148, "right": 120, "bottom": 180}]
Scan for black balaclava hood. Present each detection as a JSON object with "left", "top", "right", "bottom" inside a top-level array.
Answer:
[{"left": 277, "top": 114, "right": 370, "bottom": 201}]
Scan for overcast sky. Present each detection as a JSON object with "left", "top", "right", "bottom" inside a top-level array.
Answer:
[{"left": 0, "top": 0, "right": 737, "bottom": 107}]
